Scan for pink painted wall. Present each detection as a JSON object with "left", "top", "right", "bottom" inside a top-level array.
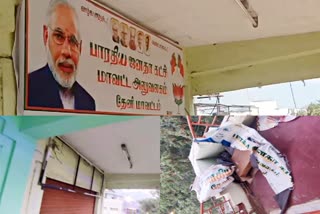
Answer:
[{"left": 249, "top": 116, "right": 320, "bottom": 212}]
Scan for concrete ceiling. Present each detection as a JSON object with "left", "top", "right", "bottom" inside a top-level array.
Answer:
[
  {"left": 60, "top": 116, "right": 160, "bottom": 174},
  {"left": 98, "top": 0, "right": 320, "bottom": 46}
]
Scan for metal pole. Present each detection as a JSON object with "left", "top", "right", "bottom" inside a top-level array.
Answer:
[{"left": 289, "top": 82, "right": 297, "bottom": 109}]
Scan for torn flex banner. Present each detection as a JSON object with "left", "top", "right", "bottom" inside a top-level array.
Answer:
[
  {"left": 193, "top": 122, "right": 294, "bottom": 212},
  {"left": 191, "top": 164, "right": 235, "bottom": 203},
  {"left": 257, "top": 116, "right": 298, "bottom": 131}
]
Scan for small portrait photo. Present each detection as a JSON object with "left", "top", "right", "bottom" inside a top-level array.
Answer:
[
  {"left": 136, "top": 31, "right": 144, "bottom": 54},
  {"left": 110, "top": 18, "right": 120, "bottom": 43},
  {"left": 129, "top": 27, "right": 137, "bottom": 51},
  {"left": 144, "top": 34, "right": 151, "bottom": 56},
  {"left": 110, "top": 17, "right": 120, "bottom": 43},
  {"left": 120, "top": 22, "right": 129, "bottom": 48}
]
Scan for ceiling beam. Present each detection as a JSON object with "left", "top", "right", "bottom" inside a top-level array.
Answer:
[
  {"left": 19, "top": 116, "right": 143, "bottom": 139},
  {"left": 191, "top": 53, "right": 320, "bottom": 95},
  {"left": 191, "top": 48, "right": 320, "bottom": 77},
  {"left": 185, "top": 31, "right": 320, "bottom": 76},
  {"left": 105, "top": 173, "right": 160, "bottom": 189}
]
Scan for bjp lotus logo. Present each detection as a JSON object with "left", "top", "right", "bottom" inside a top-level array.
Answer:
[{"left": 171, "top": 53, "right": 184, "bottom": 114}]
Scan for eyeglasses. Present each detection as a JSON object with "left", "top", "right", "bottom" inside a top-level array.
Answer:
[{"left": 47, "top": 26, "right": 80, "bottom": 51}]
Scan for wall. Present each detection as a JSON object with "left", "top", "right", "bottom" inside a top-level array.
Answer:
[
  {"left": 21, "top": 138, "right": 106, "bottom": 214},
  {"left": 21, "top": 138, "right": 48, "bottom": 214},
  {"left": 0, "top": 116, "right": 143, "bottom": 214},
  {"left": 0, "top": 0, "right": 20, "bottom": 115},
  {"left": 0, "top": 117, "right": 37, "bottom": 214}
]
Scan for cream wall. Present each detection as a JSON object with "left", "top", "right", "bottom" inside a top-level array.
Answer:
[{"left": 0, "top": 0, "right": 19, "bottom": 115}]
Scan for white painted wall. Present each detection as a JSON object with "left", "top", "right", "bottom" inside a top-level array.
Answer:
[{"left": 21, "top": 138, "right": 48, "bottom": 214}]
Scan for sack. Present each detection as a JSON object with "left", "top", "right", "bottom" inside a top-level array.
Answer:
[
  {"left": 189, "top": 141, "right": 225, "bottom": 160},
  {"left": 189, "top": 141, "right": 225, "bottom": 176},
  {"left": 191, "top": 164, "right": 235, "bottom": 203},
  {"left": 203, "top": 122, "right": 269, "bottom": 151},
  {"left": 191, "top": 158, "right": 218, "bottom": 177}
]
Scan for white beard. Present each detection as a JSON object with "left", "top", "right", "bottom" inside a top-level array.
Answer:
[{"left": 46, "top": 42, "right": 77, "bottom": 89}]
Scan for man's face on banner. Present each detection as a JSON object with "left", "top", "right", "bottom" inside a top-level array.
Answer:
[
  {"left": 145, "top": 36, "right": 150, "bottom": 50},
  {"left": 121, "top": 25, "right": 128, "bottom": 44},
  {"left": 137, "top": 32, "right": 143, "bottom": 48},
  {"left": 44, "top": 4, "right": 81, "bottom": 89},
  {"left": 112, "top": 20, "right": 119, "bottom": 37}
]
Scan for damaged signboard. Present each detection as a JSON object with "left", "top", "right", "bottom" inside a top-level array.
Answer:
[
  {"left": 190, "top": 122, "right": 294, "bottom": 212},
  {"left": 256, "top": 116, "right": 297, "bottom": 131},
  {"left": 191, "top": 164, "right": 235, "bottom": 203}
]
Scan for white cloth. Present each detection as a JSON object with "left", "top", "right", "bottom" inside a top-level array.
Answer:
[{"left": 59, "top": 90, "right": 75, "bottom": 110}]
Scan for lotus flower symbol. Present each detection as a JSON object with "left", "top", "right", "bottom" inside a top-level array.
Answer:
[
  {"left": 171, "top": 53, "right": 185, "bottom": 114},
  {"left": 172, "top": 84, "right": 184, "bottom": 114}
]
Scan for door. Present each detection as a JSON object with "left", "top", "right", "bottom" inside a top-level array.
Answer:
[{"left": 40, "top": 178, "right": 96, "bottom": 214}]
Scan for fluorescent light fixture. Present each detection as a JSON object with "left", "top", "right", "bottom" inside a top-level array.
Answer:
[
  {"left": 121, "top": 144, "right": 133, "bottom": 169},
  {"left": 234, "top": 0, "right": 258, "bottom": 28}
]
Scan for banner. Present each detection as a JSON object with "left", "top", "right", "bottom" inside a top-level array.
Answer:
[
  {"left": 188, "top": 141, "right": 225, "bottom": 176},
  {"left": 191, "top": 164, "right": 235, "bottom": 203},
  {"left": 198, "top": 123, "right": 294, "bottom": 194},
  {"left": 256, "top": 116, "right": 297, "bottom": 131},
  {"left": 253, "top": 144, "right": 293, "bottom": 194},
  {"left": 19, "top": 0, "right": 185, "bottom": 115}
]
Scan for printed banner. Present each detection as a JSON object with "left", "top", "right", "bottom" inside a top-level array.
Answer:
[
  {"left": 198, "top": 123, "right": 294, "bottom": 194},
  {"left": 19, "top": 0, "right": 185, "bottom": 115},
  {"left": 253, "top": 144, "right": 293, "bottom": 194},
  {"left": 191, "top": 164, "right": 235, "bottom": 203},
  {"left": 257, "top": 116, "right": 297, "bottom": 131}
]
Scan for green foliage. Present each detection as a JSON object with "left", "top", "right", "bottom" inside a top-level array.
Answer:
[
  {"left": 298, "top": 101, "right": 320, "bottom": 116},
  {"left": 160, "top": 116, "right": 199, "bottom": 214},
  {"left": 139, "top": 198, "right": 160, "bottom": 214},
  {"left": 306, "top": 101, "right": 320, "bottom": 115}
]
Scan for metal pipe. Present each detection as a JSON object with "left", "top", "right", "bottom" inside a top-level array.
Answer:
[{"left": 41, "top": 183, "right": 101, "bottom": 198}]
